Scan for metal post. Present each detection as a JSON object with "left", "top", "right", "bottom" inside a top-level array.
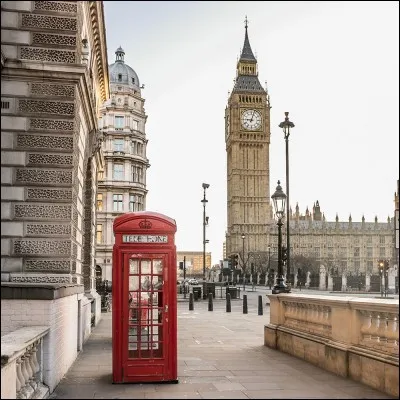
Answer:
[
  {"left": 279, "top": 112, "right": 294, "bottom": 287},
  {"left": 258, "top": 295, "right": 263, "bottom": 315},
  {"left": 226, "top": 293, "right": 231, "bottom": 312},
  {"left": 272, "top": 218, "right": 287, "bottom": 293},
  {"left": 183, "top": 256, "right": 187, "bottom": 299},
  {"left": 242, "top": 234, "right": 246, "bottom": 292},
  {"left": 285, "top": 135, "right": 290, "bottom": 286},
  {"left": 201, "top": 183, "right": 209, "bottom": 299},
  {"left": 208, "top": 292, "right": 213, "bottom": 311},
  {"left": 243, "top": 294, "right": 248, "bottom": 314},
  {"left": 189, "top": 292, "right": 194, "bottom": 311}
]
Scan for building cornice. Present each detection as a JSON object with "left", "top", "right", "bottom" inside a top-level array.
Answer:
[{"left": 88, "top": 1, "right": 110, "bottom": 102}]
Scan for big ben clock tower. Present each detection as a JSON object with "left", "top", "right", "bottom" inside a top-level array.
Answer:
[{"left": 225, "top": 18, "right": 272, "bottom": 261}]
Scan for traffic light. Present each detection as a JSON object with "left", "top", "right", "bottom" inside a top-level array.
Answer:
[
  {"left": 234, "top": 254, "right": 239, "bottom": 267},
  {"left": 282, "top": 246, "right": 287, "bottom": 262},
  {"left": 228, "top": 257, "right": 232, "bottom": 270},
  {"left": 179, "top": 261, "right": 184, "bottom": 270}
]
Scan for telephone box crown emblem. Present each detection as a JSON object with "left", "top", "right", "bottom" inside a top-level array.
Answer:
[{"left": 139, "top": 219, "right": 152, "bottom": 229}]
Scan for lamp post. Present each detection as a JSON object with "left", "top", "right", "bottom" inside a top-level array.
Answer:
[
  {"left": 378, "top": 259, "right": 390, "bottom": 297},
  {"left": 279, "top": 112, "right": 295, "bottom": 287},
  {"left": 271, "top": 181, "right": 290, "bottom": 294},
  {"left": 241, "top": 233, "right": 246, "bottom": 291},
  {"left": 201, "top": 183, "right": 210, "bottom": 299},
  {"left": 378, "top": 260, "right": 384, "bottom": 298}
]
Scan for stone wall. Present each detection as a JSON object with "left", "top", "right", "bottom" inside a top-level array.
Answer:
[
  {"left": 265, "top": 293, "right": 399, "bottom": 397},
  {"left": 1, "top": 283, "right": 85, "bottom": 393}
]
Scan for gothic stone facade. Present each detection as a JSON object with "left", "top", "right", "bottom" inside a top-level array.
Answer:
[
  {"left": 225, "top": 24, "right": 273, "bottom": 260},
  {"left": 269, "top": 204, "right": 396, "bottom": 282},
  {"left": 225, "top": 24, "right": 396, "bottom": 287},
  {"left": 1, "top": 1, "right": 109, "bottom": 289}
]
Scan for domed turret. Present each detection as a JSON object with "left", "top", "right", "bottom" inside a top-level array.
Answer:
[{"left": 109, "top": 46, "right": 140, "bottom": 90}]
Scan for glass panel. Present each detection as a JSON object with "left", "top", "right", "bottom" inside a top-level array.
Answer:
[
  {"left": 152, "top": 276, "right": 163, "bottom": 290},
  {"left": 141, "top": 260, "right": 151, "bottom": 274},
  {"left": 129, "top": 276, "right": 139, "bottom": 291},
  {"left": 141, "top": 275, "right": 151, "bottom": 291},
  {"left": 129, "top": 259, "right": 139, "bottom": 274},
  {"left": 127, "top": 257, "right": 164, "bottom": 360},
  {"left": 153, "top": 259, "right": 163, "bottom": 274}
]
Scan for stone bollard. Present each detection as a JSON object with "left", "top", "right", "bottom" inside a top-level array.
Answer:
[
  {"left": 258, "top": 295, "right": 263, "bottom": 315},
  {"left": 243, "top": 294, "right": 248, "bottom": 314},
  {"left": 189, "top": 292, "right": 194, "bottom": 311},
  {"left": 226, "top": 293, "right": 231, "bottom": 312},
  {"left": 208, "top": 292, "right": 213, "bottom": 311}
]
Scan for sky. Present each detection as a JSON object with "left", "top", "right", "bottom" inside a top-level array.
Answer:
[{"left": 103, "top": 1, "right": 399, "bottom": 265}]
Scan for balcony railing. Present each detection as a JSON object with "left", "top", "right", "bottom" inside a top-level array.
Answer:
[
  {"left": 1, "top": 326, "right": 50, "bottom": 399},
  {"left": 265, "top": 294, "right": 399, "bottom": 397}
]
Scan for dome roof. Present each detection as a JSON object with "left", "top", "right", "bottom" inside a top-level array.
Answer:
[{"left": 109, "top": 47, "right": 140, "bottom": 89}]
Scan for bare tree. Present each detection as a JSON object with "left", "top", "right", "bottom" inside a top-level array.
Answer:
[{"left": 291, "top": 254, "right": 319, "bottom": 286}]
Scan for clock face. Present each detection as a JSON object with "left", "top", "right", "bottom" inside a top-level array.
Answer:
[{"left": 241, "top": 109, "right": 262, "bottom": 131}]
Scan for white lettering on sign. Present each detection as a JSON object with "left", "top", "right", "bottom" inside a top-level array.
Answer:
[{"left": 122, "top": 235, "right": 168, "bottom": 243}]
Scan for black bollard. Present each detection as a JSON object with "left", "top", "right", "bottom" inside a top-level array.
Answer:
[
  {"left": 226, "top": 293, "right": 231, "bottom": 312},
  {"left": 208, "top": 292, "right": 213, "bottom": 311},
  {"left": 243, "top": 294, "right": 248, "bottom": 314},
  {"left": 189, "top": 292, "right": 194, "bottom": 311},
  {"left": 258, "top": 295, "right": 263, "bottom": 315}
]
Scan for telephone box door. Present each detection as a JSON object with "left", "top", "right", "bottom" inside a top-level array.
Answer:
[
  {"left": 112, "top": 211, "right": 177, "bottom": 384},
  {"left": 122, "top": 252, "right": 171, "bottom": 381}
]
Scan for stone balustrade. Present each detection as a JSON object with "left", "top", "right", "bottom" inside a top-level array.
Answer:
[
  {"left": 1, "top": 326, "right": 50, "bottom": 399},
  {"left": 265, "top": 294, "right": 398, "bottom": 397}
]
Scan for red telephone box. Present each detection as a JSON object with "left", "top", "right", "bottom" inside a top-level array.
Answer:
[{"left": 112, "top": 211, "right": 178, "bottom": 383}]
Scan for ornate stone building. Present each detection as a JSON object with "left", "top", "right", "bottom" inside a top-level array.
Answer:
[
  {"left": 95, "top": 47, "right": 149, "bottom": 281},
  {"left": 265, "top": 203, "right": 396, "bottom": 290},
  {"left": 225, "top": 20, "right": 272, "bottom": 260},
  {"left": 1, "top": 0, "right": 109, "bottom": 392},
  {"left": 225, "top": 22, "right": 396, "bottom": 290},
  {"left": 177, "top": 251, "right": 211, "bottom": 278}
]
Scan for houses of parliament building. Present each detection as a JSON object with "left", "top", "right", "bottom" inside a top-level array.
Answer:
[{"left": 224, "top": 21, "right": 398, "bottom": 291}]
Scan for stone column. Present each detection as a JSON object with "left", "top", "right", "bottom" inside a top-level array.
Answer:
[
  {"left": 319, "top": 265, "right": 326, "bottom": 290},
  {"left": 366, "top": 273, "right": 371, "bottom": 292},
  {"left": 342, "top": 273, "right": 347, "bottom": 291},
  {"left": 327, "top": 274, "right": 333, "bottom": 291}
]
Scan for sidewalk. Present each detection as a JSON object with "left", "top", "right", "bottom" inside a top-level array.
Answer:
[{"left": 49, "top": 298, "right": 394, "bottom": 399}]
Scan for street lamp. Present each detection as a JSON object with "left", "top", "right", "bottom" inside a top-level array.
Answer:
[
  {"left": 279, "top": 112, "right": 295, "bottom": 287},
  {"left": 201, "top": 183, "right": 210, "bottom": 299},
  {"left": 241, "top": 233, "right": 246, "bottom": 291},
  {"left": 271, "top": 181, "right": 290, "bottom": 294}
]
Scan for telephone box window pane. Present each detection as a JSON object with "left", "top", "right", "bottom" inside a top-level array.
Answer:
[
  {"left": 129, "top": 276, "right": 139, "bottom": 291},
  {"left": 141, "top": 260, "right": 151, "bottom": 274},
  {"left": 152, "top": 276, "right": 163, "bottom": 290},
  {"left": 141, "top": 275, "right": 151, "bottom": 291},
  {"left": 153, "top": 259, "right": 163, "bottom": 274},
  {"left": 129, "top": 259, "right": 139, "bottom": 274}
]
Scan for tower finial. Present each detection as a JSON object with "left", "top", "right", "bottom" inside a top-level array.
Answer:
[{"left": 244, "top": 15, "right": 248, "bottom": 30}]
